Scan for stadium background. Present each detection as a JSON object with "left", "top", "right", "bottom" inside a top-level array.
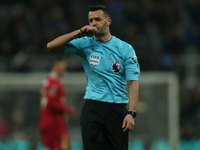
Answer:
[{"left": 0, "top": 0, "right": 200, "bottom": 149}]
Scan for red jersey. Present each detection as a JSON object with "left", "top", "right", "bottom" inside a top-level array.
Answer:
[{"left": 39, "top": 72, "right": 74, "bottom": 131}]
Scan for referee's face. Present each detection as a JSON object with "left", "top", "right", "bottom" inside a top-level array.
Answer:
[{"left": 88, "top": 10, "right": 111, "bottom": 36}]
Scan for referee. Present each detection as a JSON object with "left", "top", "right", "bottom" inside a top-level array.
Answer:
[{"left": 47, "top": 4, "right": 140, "bottom": 150}]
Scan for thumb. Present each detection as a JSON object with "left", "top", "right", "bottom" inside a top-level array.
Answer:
[{"left": 122, "top": 119, "right": 127, "bottom": 128}]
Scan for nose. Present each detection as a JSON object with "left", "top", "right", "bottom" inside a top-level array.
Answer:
[{"left": 92, "top": 21, "right": 97, "bottom": 27}]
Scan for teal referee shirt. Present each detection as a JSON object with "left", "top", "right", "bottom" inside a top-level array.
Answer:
[{"left": 63, "top": 36, "right": 140, "bottom": 104}]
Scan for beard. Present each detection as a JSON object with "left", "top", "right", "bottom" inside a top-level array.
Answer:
[{"left": 94, "top": 22, "right": 107, "bottom": 37}]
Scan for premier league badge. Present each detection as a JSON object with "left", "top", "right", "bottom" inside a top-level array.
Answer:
[
  {"left": 111, "top": 60, "right": 121, "bottom": 73},
  {"left": 90, "top": 54, "right": 101, "bottom": 68}
]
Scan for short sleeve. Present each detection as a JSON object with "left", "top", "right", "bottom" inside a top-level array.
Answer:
[
  {"left": 124, "top": 44, "right": 140, "bottom": 81},
  {"left": 63, "top": 37, "right": 88, "bottom": 56}
]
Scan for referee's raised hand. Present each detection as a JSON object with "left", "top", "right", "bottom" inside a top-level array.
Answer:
[
  {"left": 80, "top": 25, "right": 97, "bottom": 37},
  {"left": 122, "top": 114, "right": 135, "bottom": 132}
]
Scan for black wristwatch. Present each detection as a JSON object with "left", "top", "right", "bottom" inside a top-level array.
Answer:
[{"left": 127, "top": 111, "right": 137, "bottom": 118}]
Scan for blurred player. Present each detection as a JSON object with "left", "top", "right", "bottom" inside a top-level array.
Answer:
[{"left": 39, "top": 59, "right": 75, "bottom": 150}]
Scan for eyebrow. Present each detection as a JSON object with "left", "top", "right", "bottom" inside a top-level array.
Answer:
[{"left": 89, "top": 17, "right": 102, "bottom": 21}]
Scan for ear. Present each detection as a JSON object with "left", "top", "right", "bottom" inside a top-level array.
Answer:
[{"left": 107, "top": 17, "right": 111, "bottom": 26}]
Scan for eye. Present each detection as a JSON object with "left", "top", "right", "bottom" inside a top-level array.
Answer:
[
  {"left": 95, "top": 18, "right": 101, "bottom": 21},
  {"left": 89, "top": 19, "right": 93, "bottom": 23}
]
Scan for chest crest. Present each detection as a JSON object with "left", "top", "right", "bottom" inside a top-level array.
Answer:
[
  {"left": 111, "top": 60, "right": 121, "bottom": 73},
  {"left": 90, "top": 54, "right": 101, "bottom": 68}
]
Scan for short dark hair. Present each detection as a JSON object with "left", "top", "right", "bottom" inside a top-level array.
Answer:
[{"left": 88, "top": 5, "right": 110, "bottom": 17}]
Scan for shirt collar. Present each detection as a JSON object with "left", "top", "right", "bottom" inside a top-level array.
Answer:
[{"left": 49, "top": 71, "right": 58, "bottom": 78}]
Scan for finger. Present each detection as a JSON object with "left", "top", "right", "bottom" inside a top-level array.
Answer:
[
  {"left": 123, "top": 125, "right": 131, "bottom": 132},
  {"left": 92, "top": 27, "right": 97, "bottom": 31},
  {"left": 130, "top": 125, "right": 134, "bottom": 131},
  {"left": 123, "top": 121, "right": 130, "bottom": 132},
  {"left": 81, "top": 27, "right": 87, "bottom": 32},
  {"left": 94, "top": 28, "right": 98, "bottom": 32},
  {"left": 123, "top": 122, "right": 135, "bottom": 132},
  {"left": 122, "top": 119, "right": 127, "bottom": 128}
]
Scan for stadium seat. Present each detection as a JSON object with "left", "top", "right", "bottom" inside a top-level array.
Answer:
[
  {"left": 14, "top": 139, "right": 31, "bottom": 150},
  {"left": 178, "top": 139, "right": 195, "bottom": 150},
  {"left": 37, "top": 141, "right": 47, "bottom": 150},
  {"left": 194, "top": 139, "right": 200, "bottom": 150},
  {"left": 71, "top": 140, "right": 83, "bottom": 150},
  {"left": 150, "top": 139, "right": 171, "bottom": 150},
  {"left": 3, "top": 140, "right": 15, "bottom": 150},
  {"left": 0, "top": 141, "right": 4, "bottom": 150},
  {"left": 129, "top": 139, "right": 145, "bottom": 150},
  {"left": 0, "top": 140, "right": 15, "bottom": 150}
]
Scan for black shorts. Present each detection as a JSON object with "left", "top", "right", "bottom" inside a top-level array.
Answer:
[{"left": 80, "top": 100, "right": 128, "bottom": 150}]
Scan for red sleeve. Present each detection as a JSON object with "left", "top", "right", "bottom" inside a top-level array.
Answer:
[
  {"left": 45, "top": 78, "right": 74, "bottom": 115},
  {"left": 47, "top": 97, "right": 74, "bottom": 115}
]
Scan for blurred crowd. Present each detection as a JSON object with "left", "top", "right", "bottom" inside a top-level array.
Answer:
[{"left": 0, "top": 0, "right": 200, "bottom": 143}]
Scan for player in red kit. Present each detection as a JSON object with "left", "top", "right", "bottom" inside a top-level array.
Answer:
[{"left": 39, "top": 60, "right": 75, "bottom": 150}]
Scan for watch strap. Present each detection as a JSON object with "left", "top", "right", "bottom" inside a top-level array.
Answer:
[{"left": 127, "top": 111, "right": 137, "bottom": 118}]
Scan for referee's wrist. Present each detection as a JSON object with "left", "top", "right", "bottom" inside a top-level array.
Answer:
[
  {"left": 127, "top": 111, "right": 137, "bottom": 118},
  {"left": 79, "top": 29, "right": 84, "bottom": 36}
]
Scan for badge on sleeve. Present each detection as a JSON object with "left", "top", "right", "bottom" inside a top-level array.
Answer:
[{"left": 132, "top": 57, "right": 139, "bottom": 68}]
